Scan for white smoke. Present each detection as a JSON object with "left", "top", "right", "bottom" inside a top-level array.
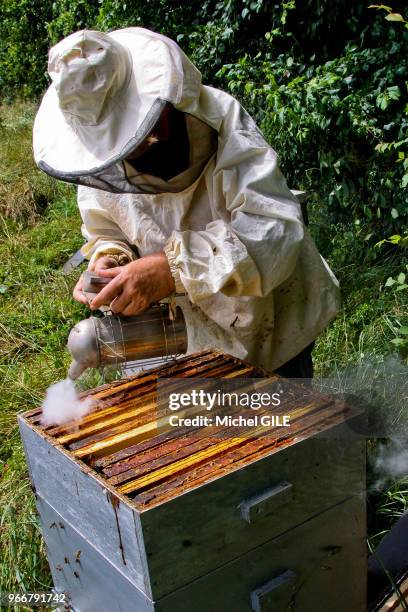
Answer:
[
  {"left": 315, "top": 354, "right": 408, "bottom": 438},
  {"left": 41, "top": 378, "right": 94, "bottom": 426},
  {"left": 315, "top": 354, "right": 408, "bottom": 489},
  {"left": 373, "top": 438, "right": 408, "bottom": 489}
]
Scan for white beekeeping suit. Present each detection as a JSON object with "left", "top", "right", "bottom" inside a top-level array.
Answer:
[{"left": 33, "top": 27, "right": 340, "bottom": 372}]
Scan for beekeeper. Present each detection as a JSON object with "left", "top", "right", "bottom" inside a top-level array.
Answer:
[{"left": 33, "top": 27, "right": 340, "bottom": 377}]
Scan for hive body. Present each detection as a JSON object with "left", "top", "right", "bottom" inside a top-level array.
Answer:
[{"left": 19, "top": 350, "right": 366, "bottom": 611}]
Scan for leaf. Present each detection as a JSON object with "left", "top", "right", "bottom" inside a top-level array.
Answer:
[
  {"left": 376, "top": 93, "right": 388, "bottom": 110},
  {"left": 388, "top": 85, "right": 401, "bottom": 100},
  {"left": 384, "top": 277, "right": 396, "bottom": 287},
  {"left": 385, "top": 13, "right": 405, "bottom": 22},
  {"left": 391, "top": 208, "right": 399, "bottom": 219},
  {"left": 389, "top": 235, "right": 402, "bottom": 244},
  {"left": 397, "top": 272, "right": 406, "bottom": 284},
  {"left": 368, "top": 4, "right": 393, "bottom": 10},
  {"left": 391, "top": 338, "right": 406, "bottom": 346},
  {"left": 0, "top": 284, "right": 8, "bottom": 294},
  {"left": 398, "top": 327, "right": 408, "bottom": 335}
]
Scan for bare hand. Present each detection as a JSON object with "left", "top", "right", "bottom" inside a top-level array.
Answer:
[
  {"left": 89, "top": 253, "right": 175, "bottom": 316},
  {"left": 72, "top": 256, "right": 124, "bottom": 305},
  {"left": 72, "top": 274, "right": 88, "bottom": 305}
]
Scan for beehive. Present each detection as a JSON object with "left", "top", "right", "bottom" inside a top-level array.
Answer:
[{"left": 19, "top": 350, "right": 366, "bottom": 611}]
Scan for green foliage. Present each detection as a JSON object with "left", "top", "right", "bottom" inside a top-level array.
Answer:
[
  {"left": 46, "top": 0, "right": 100, "bottom": 43},
  {"left": 0, "top": 1, "right": 53, "bottom": 98},
  {"left": 215, "top": 14, "right": 408, "bottom": 241},
  {"left": 3, "top": 1, "right": 405, "bottom": 240},
  {"left": 313, "top": 254, "right": 407, "bottom": 372},
  {"left": 382, "top": 241, "right": 408, "bottom": 353},
  {"left": 374, "top": 227, "right": 408, "bottom": 356},
  {"left": 370, "top": 4, "right": 408, "bottom": 27}
]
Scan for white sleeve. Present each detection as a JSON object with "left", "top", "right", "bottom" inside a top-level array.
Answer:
[
  {"left": 164, "top": 123, "right": 304, "bottom": 301},
  {"left": 77, "top": 186, "right": 136, "bottom": 269}
]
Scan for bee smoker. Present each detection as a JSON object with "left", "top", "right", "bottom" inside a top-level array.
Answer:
[{"left": 67, "top": 272, "right": 187, "bottom": 380}]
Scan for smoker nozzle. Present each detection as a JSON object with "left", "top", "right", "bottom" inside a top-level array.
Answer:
[
  {"left": 68, "top": 361, "right": 87, "bottom": 380},
  {"left": 67, "top": 318, "right": 100, "bottom": 380}
]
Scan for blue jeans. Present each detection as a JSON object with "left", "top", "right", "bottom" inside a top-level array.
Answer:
[{"left": 274, "top": 342, "right": 314, "bottom": 379}]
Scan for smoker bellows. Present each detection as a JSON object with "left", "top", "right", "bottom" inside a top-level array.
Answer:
[{"left": 19, "top": 350, "right": 366, "bottom": 611}]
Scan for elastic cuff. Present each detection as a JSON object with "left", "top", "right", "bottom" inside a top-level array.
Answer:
[
  {"left": 86, "top": 244, "right": 134, "bottom": 271},
  {"left": 104, "top": 253, "right": 131, "bottom": 266},
  {"left": 164, "top": 238, "right": 185, "bottom": 294}
]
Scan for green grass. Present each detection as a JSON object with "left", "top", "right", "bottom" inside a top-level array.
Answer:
[
  {"left": 0, "top": 102, "right": 89, "bottom": 593},
  {"left": 0, "top": 195, "right": 88, "bottom": 593},
  {"left": 0, "top": 101, "right": 407, "bottom": 596},
  {"left": 0, "top": 101, "right": 71, "bottom": 228},
  {"left": 312, "top": 218, "right": 408, "bottom": 552}
]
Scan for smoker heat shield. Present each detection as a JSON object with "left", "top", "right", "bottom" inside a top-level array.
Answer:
[{"left": 67, "top": 305, "right": 187, "bottom": 379}]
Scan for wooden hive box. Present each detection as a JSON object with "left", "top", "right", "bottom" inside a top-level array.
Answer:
[{"left": 19, "top": 350, "right": 366, "bottom": 611}]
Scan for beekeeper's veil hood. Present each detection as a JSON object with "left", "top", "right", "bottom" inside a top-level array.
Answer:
[{"left": 33, "top": 28, "right": 218, "bottom": 194}]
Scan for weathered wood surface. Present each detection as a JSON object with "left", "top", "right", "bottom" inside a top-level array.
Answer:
[
  {"left": 35, "top": 496, "right": 154, "bottom": 612},
  {"left": 155, "top": 496, "right": 366, "bottom": 611},
  {"left": 138, "top": 435, "right": 366, "bottom": 598},
  {"left": 376, "top": 574, "right": 408, "bottom": 611},
  {"left": 31, "top": 492, "right": 366, "bottom": 612},
  {"left": 116, "top": 399, "right": 335, "bottom": 496},
  {"left": 20, "top": 350, "right": 366, "bottom": 600},
  {"left": 26, "top": 350, "right": 228, "bottom": 423},
  {"left": 100, "top": 379, "right": 327, "bottom": 480},
  {"left": 22, "top": 350, "right": 360, "bottom": 511},
  {"left": 24, "top": 350, "right": 347, "bottom": 509},
  {"left": 18, "top": 417, "right": 151, "bottom": 597}
]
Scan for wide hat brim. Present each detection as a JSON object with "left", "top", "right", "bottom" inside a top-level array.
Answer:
[{"left": 33, "top": 28, "right": 187, "bottom": 177}]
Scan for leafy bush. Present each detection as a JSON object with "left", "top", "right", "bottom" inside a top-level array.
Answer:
[
  {"left": 0, "top": 1, "right": 406, "bottom": 243},
  {"left": 216, "top": 12, "right": 407, "bottom": 243},
  {"left": 0, "top": 1, "right": 53, "bottom": 98}
]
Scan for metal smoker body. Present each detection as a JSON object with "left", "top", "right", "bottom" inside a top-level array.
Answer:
[{"left": 67, "top": 272, "right": 187, "bottom": 379}]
